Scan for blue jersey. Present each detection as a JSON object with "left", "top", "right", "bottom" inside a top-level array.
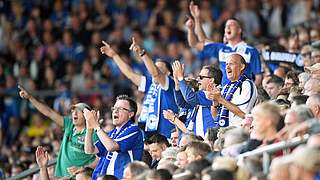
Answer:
[
  {"left": 92, "top": 121, "right": 144, "bottom": 180},
  {"left": 176, "top": 80, "right": 218, "bottom": 138},
  {"left": 138, "top": 76, "right": 179, "bottom": 138},
  {"left": 201, "top": 41, "right": 262, "bottom": 85}
]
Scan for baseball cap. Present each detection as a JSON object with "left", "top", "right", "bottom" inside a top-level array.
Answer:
[
  {"left": 305, "top": 63, "right": 320, "bottom": 73},
  {"left": 70, "top": 103, "right": 92, "bottom": 112},
  {"left": 280, "top": 145, "right": 320, "bottom": 172}
]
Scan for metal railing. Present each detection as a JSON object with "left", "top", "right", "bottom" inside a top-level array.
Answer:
[
  {"left": 238, "top": 134, "right": 309, "bottom": 174},
  {"left": 8, "top": 159, "right": 57, "bottom": 180},
  {"left": 9, "top": 134, "right": 309, "bottom": 179}
]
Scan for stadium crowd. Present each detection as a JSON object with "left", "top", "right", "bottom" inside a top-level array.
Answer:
[{"left": 0, "top": 0, "right": 320, "bottom": 179}]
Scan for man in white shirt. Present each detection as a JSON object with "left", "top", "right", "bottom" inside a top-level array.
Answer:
[{"left": 206, "top": 53, "right": 257, "bottom": 127}]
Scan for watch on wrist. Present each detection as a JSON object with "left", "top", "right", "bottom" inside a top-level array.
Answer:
[{"left": 139, "top": 49, "right": 146, "bottom": 57}]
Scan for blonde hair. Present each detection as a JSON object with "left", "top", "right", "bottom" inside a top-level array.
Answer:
[{"left": 252, "top": 102, "right": 281, "bottom": 127}]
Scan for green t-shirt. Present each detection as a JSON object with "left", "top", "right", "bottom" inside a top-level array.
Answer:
[{"left": 54, "top": 116, "right": 98, "bottom": 177}]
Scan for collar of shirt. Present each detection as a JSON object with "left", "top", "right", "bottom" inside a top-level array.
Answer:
[
  {"left": 72, "top": 127, "right": 85, "bottom": 136},
  {"left": 227, "top": 41, "right": 246, "bottom": 49}
]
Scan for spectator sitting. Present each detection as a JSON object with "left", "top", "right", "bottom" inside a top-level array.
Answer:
[
  {"left": 290, "top": 95, "right": 309, "bottom": 107},
  {"left": 306, "top": 94, "right": 320, "bottom": 119},
  {"left": 266, "top": 75, "right": 284, "bottom": 100},
  {"left": 123, "top": 161, "right": 150, "bottom": 180},
  {"left": 240, "top": 102, "right": 281, "bottom": 154},
  {"left": 284, "top": 105, "right": 314, "bottom": 127},
  {"left": 298, "top": 72, "right": 311, "bottom": 88},
  {"left": 185, "top": 141, "right": 211, "bottom": 163},
  {"left": 148, "top": 133, "right": 170, "bottom": 169},
  {"left": 303, "top": 78, "right": 320, "bottom": 96},
  {"left": 279, "top": 146, "right": 320, "bottom": 180},
  {"left": 305, "top": 63, "right": 320, "bottom": 79},
  {"left": 179, "top": 133, "right": 204, "bottom": 147}
]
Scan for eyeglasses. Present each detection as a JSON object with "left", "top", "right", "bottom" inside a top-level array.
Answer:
[
  {"left": 198, "top": 75, "right": 212, "bottom": 80},
  {"left": 111, "top": 106, "right": 131, "bottom": 112}
]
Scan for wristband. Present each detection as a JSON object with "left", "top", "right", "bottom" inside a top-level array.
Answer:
[{"left": 139, "top": 50, "right": 146, "bottom": 57}]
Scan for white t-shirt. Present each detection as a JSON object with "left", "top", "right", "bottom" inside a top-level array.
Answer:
[{"left": 221, "top": 79, "right": 258, "bottom": 126}]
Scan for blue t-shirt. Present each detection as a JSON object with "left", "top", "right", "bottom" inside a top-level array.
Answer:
[
  {"left": 138, "top": 76, "right": 179, "bottom": 138},
  {"left": 92, "top": 121, "right": 144, "bottom": 180},
  {"left": 201, "top": 42, "right": 262, "bottom": 85}
]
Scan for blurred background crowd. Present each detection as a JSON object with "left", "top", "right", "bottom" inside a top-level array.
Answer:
[{"left": 0, "top": 0, "right": 320, "bottom": 179}]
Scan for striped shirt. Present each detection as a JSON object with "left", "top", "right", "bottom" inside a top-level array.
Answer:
[{"left": 92, "top": 121, "right": 144, "bottom": 180}]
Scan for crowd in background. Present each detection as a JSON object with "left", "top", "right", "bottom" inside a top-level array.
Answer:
[{"left": 0, "top": 0, "right": 320, "bottom": 179}]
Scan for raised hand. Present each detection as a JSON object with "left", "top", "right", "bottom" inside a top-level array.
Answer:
[
  {"left": 172, "top": 61, "right": 185, "bottom": 80},
  {"left": 83, "top": 108, "right": 100, "bottom": 130},
  {"left": 35, "top": 146, "right": 48, "bottom": 168},
  {"left": 100, "top": 41, "right": 117, "bottom": 58},
  {"left": 18, "top": 85, "right": 31, "bottom": 99},
  {"left": 129, "top": 37, "right": 144, "bottom": 57},
  {"left": 189, "top": 1, "right": 200, "bottom": 19},
  {"left": 206, "top": 86, "right": 221, "bottom": 101},
  {"left": 185, "top": 16, "right": 194, "bottom": 30},
  {"left": 67, "top": 166, "right": 84, "bottom": 176},
  {"left": 163, "top": 109, "right": 176, "bottom": 124}
]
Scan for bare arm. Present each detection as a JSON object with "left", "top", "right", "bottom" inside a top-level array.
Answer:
[
  {"left": 206, "top": 87, "right": 245, "bottom": 119},
  {"left": 96, "top": 128, "right": 120, "bottom": 152},
  {"left": 189, "top": 1, "right": 207, "bottom": 49},
  {"left": 141, "top": 54, "right": 167, "bottom": 86},
  {"left": 130, "top": 37, "right": 167, "bottom": 87},
  {"left": 19, "top": 86, "right": 64, "bottom": 127},
  {"left": 218, "top": 98, "right": 245, "bottom": 119},
  {"left": 84, "top": 129, "right": 99, "bottom": 154},
  {"left": 186, "top": 17, "right": 204, "bottom": 50},
  {"left": 163, "top": 110, "right": 188, "bottom": 134},
  {"left": 84, "top": 109, "right": 119, "bottom": 152},
  {"left": 100, "top": 41, "right": 142, "bottom": 87},
  {"left": 35, "top": 146, "right": 50, "bottom": 180}
]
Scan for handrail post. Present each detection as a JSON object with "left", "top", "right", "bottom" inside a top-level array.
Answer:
[{"left": 262, "top": 152, "right": 271, "bottom": 174}]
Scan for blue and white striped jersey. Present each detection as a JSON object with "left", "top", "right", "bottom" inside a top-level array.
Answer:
[{"left": 92, "top": 121, "right": 144, "bottom": 180}]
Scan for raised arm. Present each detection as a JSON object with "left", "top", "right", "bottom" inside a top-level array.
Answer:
[
  {"left": 84, "top": 109, "right": 119, "bottom": 152},
  {"left": 84, "top": 128, "right": 99, "bottom": 154},
  {"left": 163, "top": 110, "right": 188, "bottom": 134},
  {"left": 18, "top": 85, "right": 64, "bottom": 127},
  {"left": 130, "top": 37, "right": 167, "bottom": 87},
  {"left": 189, "top": 1, "right": 207, "bottom": 43},
  {"left": 100, "top": 41, "right": 142, "bottom": 87},
  {"left": 172, "top": 61, "right": 212, "bottom": 106},
  {"left": 186, "top": 17, "right": 204, "bottom": 50},
  {"left": 35, "top": 146, "right": 50, "bottom": 180}
]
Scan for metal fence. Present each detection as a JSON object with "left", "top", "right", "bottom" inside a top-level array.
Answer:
[
  {"left": 9, "top": 134, "right": 309, "bottom": 179},
  {"left": 237, "top": 134, "right": 309, "bottom": 174}
]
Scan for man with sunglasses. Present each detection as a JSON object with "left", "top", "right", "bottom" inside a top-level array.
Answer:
[
  {"left": 171, "top": 61, "right": 222, "bottom": 138},
  {"left": 18, "top": 86, "right": 97, "bottom": 178},
  {"left": 84, "top": 95, "right": 143, "bottom": 180}
]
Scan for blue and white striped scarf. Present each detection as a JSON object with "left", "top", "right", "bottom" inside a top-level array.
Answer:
[{"left": 216, "top": 74, "right": 248, "bottom": 127}]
